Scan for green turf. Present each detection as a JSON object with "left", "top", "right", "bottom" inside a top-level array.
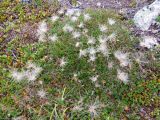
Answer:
[{"left": 0, "top": 8, "right": 159, "bottom": 119}]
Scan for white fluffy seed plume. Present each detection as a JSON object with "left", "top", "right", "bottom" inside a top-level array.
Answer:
[
  {"left": 117, "top": 69, "right": 129, "bottom": 84},
  {"left": 114, "top": 51, "right": 130, "bottom": 67}
]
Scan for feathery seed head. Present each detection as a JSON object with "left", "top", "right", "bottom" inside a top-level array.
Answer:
[
  {"left": 99, "top": 24, "right": 108, "bottom": 32},
  {"left": 63, "top": 24, "right": 74, "bottom": 32},
  {"left": 11, "top": 70, "right": 26, "bottom": 82},
  {"left": 37, "top": 89, "right": 46, "bottom": 98},
  {"left": 98, "top": 35, "right": 108, "bottom": 43},
  {"left": 79, "top": 49, "right": 87, "bottom": 58},
  {"left": 72, "top": 31, "right": 81, "bottom": 39},
  {"left": 87, "top": 36, "right": 96, "bottom": 45},
  {"left": 58, "top": 9, "right": 65, "bottom": 15},
  {"left": 117, "top": 69, "right": 129, "bottom": 84},
  {"left": 59, "top": 57, "right": 67, "bottom": 67},
  {"left": 90, "top": 75, "right": 99, "bottom": 82},
  {"left": 108, "top": 18, "right": 116, "bottom": 25},
  {"left": 114, "top": 51, "right": 130, "bottom": 67},
  {"left": 78, "top": 22, "right": 84, "bottom": 28},
  {"left": 97, "top": 43, "right": 109, "bottom": 57},
  {"left": 108, "top": 32, "right": 116, "bottom": 41},
  {"left": 84, "top": 13, "right": 91, "bottom": 21},
  {"left": 49, "top": 34, "right": 58, "bottom": 42},
  {"left": 88, "top": 47, "right": 97, "bottom": 55},
  {"left": 71, "top": 16, "right": 78, "bottom": 22},
  {"left": 51, "top": 15, "right": 59, "bottom": 23},
  {"left": 72, "top": 105, "right": 83, "bottom": 111}
]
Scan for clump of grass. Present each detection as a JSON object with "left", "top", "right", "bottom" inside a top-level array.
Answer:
[
  {"left": 156, "top": 16, "right": 160, "bottom": 23},
  {"left": 0, "top": 8, "right": 159, "bottom": 119}
]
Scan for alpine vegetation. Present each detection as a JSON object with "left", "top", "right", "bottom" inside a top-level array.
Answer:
[
  {"left": 75, "top": 42, "right": 81, "bottom": 47},
  {"left": 87, "top": 36, "right": 96, "bottom": 45},
  {"left": 3, "top": 7, "right": 159, "bottom": 120},
  {"left": 72, "top": 97, "right": 84, "bottom": 111},
  {"left": 88, "top": 47, "right": 97, "bottom": 62},
  {"left": 72, "top": 31, "right": 81, "bottom": 39},
  {"left": 90, "top": 75, "right": 99, "bottom": 82},
  {"left": 78, "top": 22, "right": 84, "bottom": 28},
  {"left": 37, "top": 21, "right": 48, "bottom": 42},
  {"left": 88, "top": 104, "right": 99, "bottom": 117},
  {"left": 79, "top": 49, "right": 87, "bottom": 58},
  {"left": 37, "top": 89, "right": 47, "bottom": 98},
  {"left": 108, "top": 18, "right": 116, "bottom": 25},
  {"left": 98, "top": 35, "right": 108, "bottom": 43},
  {"left": 48, "top": 34, "right": 58, "bottom": 42},
  {"left": 59, "top": 57, "right": 67, "bottom": 67},
  {"left": 71, "top": 16, "right": 79, "bottom": 22},
  {"left": 117, "top": 69, "right": 129, "bottom": 84},
  {"left": 99, "top": 24, "right": 108, "bottom": 32},
  {"left": 63, "top": 24, "right": 74, "bottom": 32},
  {"left": 11, "top": 62, "right": 42, "bottom": 82},
  {"left": 51, "top": 15, "right": 59, "bottom": 23},
  {"left": 66, "top": 9, "right": 76, "bottom": 16},
  {"left": 72, "top": 105, "right": 83, "bottom": 111},
  {"left": 97, "top": 42, "right": 109, "bottom": 57},
  {"left": 25, "top": 62, "right": 43, "bottom": 82},
  {"left": 108, "top": 32, "right": 116, "bottom": 41},
  {"left": 88, "top": 101, "right": 103, "bottom": 118},
  {"left": 58, "top": 8, "right": 65, "bottom": 15},
  {"left": 11, "top": 70, "right": 26, "bottom": 82},
  {"left": 114, "top": 51, "right": 130, "bottom": 67},
  {"left": 84, "top": 13, "right": 92, "bottom": 21}
]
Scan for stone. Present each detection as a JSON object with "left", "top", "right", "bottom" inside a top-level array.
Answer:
[{"left": 134, "top": 0, "right": 160, "bottom": 31}]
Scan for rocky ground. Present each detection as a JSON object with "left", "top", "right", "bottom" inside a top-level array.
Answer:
[
  {"left": 59, "top": 0, "right": 154, "bottom": 15},
  {"left": 59, "top": 0, "right": 160, "bottom": 43}
]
